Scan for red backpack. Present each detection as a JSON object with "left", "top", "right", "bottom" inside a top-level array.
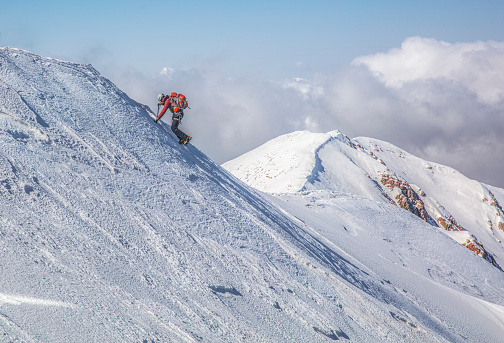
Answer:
[{"left": 177, "top": 94, "right": 188, "bottom": 109}]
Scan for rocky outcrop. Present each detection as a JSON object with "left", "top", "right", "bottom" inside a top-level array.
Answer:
[
  {"left": 489, "top": 191, "right": 504, "bottom": 211},
  {"left": 488, "top": 191, "right": 504, "bottom": 232},
  {"left": 437, "top": 216, "right": 464, "bottom": 232},
  {"left": 380, "top": 174, "right": 435, "bottom": 225},
  {"left": 463, "top": 237, "right": 502, "bottom": 271}
]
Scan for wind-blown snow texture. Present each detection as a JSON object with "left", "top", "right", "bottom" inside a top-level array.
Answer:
[{"left": 1, "top": 48, "right": 503, "bottom": 342}]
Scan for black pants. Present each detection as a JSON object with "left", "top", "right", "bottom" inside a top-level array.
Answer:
[{"left": 171, "top": 116, "right": 188, "bottom": 141}]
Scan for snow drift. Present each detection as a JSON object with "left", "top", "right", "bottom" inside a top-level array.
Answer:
[{"left": 1, "top": 48, "right": 504, "bottom": 342}]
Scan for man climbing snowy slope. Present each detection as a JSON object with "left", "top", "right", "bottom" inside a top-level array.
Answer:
[{"left": 155, "top": 92, "right": 192, "bottom": 145}]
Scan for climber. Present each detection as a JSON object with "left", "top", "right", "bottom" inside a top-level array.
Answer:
[{"left": 155, "top": 92, "right": 191, "bottom": 145}]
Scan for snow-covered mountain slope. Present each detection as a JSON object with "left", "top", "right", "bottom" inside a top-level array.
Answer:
[
  {"left": 1, "top": 48, "right": 504, "bottom": 343},
  {"left": 266, "top": 190, "right": 504, "bottom": 342},
  {"left": 223, "top": 130, "right": 504, "bottom": 271}
]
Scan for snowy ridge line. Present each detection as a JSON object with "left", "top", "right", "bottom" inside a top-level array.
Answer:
[
  {"left": 0, "top": 46, "right": 90, "bottom": 67},
  {"left": 304, "top": 133, "right": 333, "bottom": 187}
]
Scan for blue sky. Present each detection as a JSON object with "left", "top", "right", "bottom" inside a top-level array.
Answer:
[
  {"left": 2, "top": 0, "right": 504, "bottom": 187},
  {"left": 2, "top": 0, "right": 502, "bottom": 79}
]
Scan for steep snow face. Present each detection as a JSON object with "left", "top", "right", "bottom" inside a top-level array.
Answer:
[
  {"left": 1, "top": 47, "right": 481, "bottom": 343},
  {"left": 223, "top": 130, "right": 504, "bottom": 270}
]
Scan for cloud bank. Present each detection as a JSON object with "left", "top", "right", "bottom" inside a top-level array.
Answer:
[
  {"left": 353, "top": 37, "right": 504, "bottom": 104},
  {"left": 348, "top": 37, "right": 504, "bottom": 187},
  {"left": 108, "top": 37, "right": 504, "bottom": 188}
]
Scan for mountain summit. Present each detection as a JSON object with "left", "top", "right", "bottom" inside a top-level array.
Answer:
[
  {"left": 1, "top": 48, "right": 504, "bottom": 342},
  {"left": 223, "top": 130, "right": 504, "bottom": 270}
]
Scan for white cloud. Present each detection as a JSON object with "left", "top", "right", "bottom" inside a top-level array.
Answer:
[
  {"left": 103, "top": 37, "right": 504, "bottom": 188},
  {"left": 339, "top": 37, "right": 504, "bottom": 187},
  {"left": 352, "top": 36, "right": 504, "bottom": 104}
]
